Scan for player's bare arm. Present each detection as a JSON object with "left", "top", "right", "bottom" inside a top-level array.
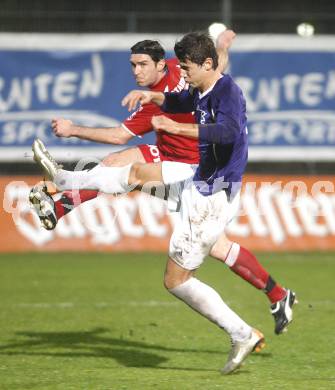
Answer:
[
  {"left": 122, "top": 90, "right": 165, "bottom": 111},
  {"left": 151, "top": 115, "right": 199, "bottom": 138},
  {"left": 51, "top": 118, "right": 132, "bottom": 145},
  {"left": 216, "top": 29, "right": 236, "bottom": 73}
]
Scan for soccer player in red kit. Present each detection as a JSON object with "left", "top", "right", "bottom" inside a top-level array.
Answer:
[{"left": 30, "top": 32, "right": 296, "bottom": 335}]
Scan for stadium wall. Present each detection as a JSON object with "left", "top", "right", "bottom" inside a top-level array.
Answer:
[{"left": 1, "top": 175, "right": 335, "bottom": 252}]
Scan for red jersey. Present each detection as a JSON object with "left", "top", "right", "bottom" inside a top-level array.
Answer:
[{"left": 122, "top": 58, "right": 199, "bottom": 164}]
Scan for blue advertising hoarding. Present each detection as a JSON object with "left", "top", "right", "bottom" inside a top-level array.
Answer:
[
  {"left": 0, "top": 33, "right": 334, "bottom": 161},
  {"left": 230, "top": 42, "right": 335, "bottom": 160}
]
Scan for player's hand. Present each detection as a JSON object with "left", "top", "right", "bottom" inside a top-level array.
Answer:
[
  {"left": 216, "top": 29, "right": 236, "bottom": 50},
  {"left": 51, "top": 118, "right": 74, "bottom": 138},
  {"left": 151, "top": 115, "right": 178, "bottom": 133},
  {"left": 122, "top": 90, "right": 152, "bottom": 111}
]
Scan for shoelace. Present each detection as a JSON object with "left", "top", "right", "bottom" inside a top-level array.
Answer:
[{"left": 45, "top": 150, "right": 61, "bottom": 169}]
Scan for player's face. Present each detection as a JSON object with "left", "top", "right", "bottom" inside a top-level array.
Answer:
[
  {"left": 130, "top": 54, "right": 164, "bottom": 87},
  {"left": 179, "top": 59, "right": 206, "bottom": 89}
]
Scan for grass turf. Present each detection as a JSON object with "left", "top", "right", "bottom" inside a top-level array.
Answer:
[{"left": 0, "top": 252, "right": 334, "bottom": 390}]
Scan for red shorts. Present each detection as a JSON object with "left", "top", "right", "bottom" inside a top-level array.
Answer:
[{"left": 138, "top": 144, "right": 164, "bottom": 163}]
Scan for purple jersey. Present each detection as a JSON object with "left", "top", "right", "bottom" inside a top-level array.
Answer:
[{"left": 162, "top": 74, "right": 248, "bottom": 198}]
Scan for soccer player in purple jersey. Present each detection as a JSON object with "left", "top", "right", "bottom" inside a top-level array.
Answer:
[{"left": 32, "top": 32, "right": 297, "bottom": 374}]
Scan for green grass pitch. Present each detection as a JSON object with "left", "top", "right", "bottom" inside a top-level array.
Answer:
[{"left": 0, "top": 251, "right": 334, "bottom": 390}]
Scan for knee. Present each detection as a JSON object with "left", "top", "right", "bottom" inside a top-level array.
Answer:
[
  {"left": 163, "top": 267, "right": 192, "bottom": 290},
  {"left": 102, "top": 152, "right": 135, "bottom": 167},
  {"left": 101, "top": 153, "right": 120, "bottom": 167},
  {"left": 164, "top": 273, "right": 177, "bottom": 290},
  {"left": 128, "top": 162, "right": 144, "bottom": 186}
]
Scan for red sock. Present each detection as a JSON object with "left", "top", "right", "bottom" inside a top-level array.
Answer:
[
  {"left": 225, "top": 243, "right": 286, "bottom": 304},
  {"left": 54, "top": 190, "right": 99, "bottom": 219}
]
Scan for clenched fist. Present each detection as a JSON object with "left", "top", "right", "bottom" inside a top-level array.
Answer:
[
  {"left": 216, "top": 29, "right": 236, "bottom": 50},
  {"left": 51, "top": 118, "right": 75, "bottom": 138}
]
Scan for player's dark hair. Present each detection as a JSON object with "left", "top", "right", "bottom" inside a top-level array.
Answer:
[
  {"left": 131, "top": 40, "right": 165, "bottom": 63},
  {"left": 174, "top": 32, "right": 218, "bottom": 69}
]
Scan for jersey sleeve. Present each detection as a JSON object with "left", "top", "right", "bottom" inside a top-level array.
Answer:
[
  {"left": 161, "top": 90, "right": 195, "bottom": 113},
  {"left": 122, "top": 103, "right": 162, "bottom": 136},
  {"left": 199, "top": 80, "right": 245, "bottom": 145}
]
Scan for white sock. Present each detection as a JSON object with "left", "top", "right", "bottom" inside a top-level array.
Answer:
[
  {"left": 169, "top": 277, "right": 251, "bottom": 342},
  {"left": 54, "top": 164, "right": 133, "bottom": 194}
]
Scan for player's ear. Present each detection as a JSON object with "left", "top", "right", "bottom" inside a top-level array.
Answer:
[
  {"left": 157, "top": 59, "right": 166, "bottom": 72},
  {"left": 203, "top": 58, "right": 213, "bottom": 71}
]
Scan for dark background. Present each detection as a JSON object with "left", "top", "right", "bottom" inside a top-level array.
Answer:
[{"left": 0, "top": 0, "right": 334, "bottom": 34}]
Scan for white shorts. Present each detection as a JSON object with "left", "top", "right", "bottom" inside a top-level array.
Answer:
[
  {"left": 162, "top": 161, "right": 197, "bottom": 211},
  {"left": 162, "top": 161, "right": 196, "bottom": 184},
  {"left": 168, "top": 177, "right": 240, "bottom": 270}
]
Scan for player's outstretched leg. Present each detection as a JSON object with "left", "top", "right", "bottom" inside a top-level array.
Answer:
[
  {"left": 45, "top": 147, "right": 147, "bottom": 229},
  {"left": 32, "top": 139, "right": 109, "bottom": 229},
  {"left": 32, "top": 138, "right": 133, "bottom": 194},
  {"left": 271, "top": 289, "right": 298, "bottom": 334}
]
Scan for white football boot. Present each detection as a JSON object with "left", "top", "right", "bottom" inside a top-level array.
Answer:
[
  {"left": 32, "top": 138, "right": 61, "bottom": 181},
  {"left": 221, "top": 328, "right": 265, "bottom": 375}
]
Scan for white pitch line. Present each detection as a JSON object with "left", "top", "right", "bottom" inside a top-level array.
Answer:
[{"left": 15, "top": 301, "right": 180, "bottom": 309}]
